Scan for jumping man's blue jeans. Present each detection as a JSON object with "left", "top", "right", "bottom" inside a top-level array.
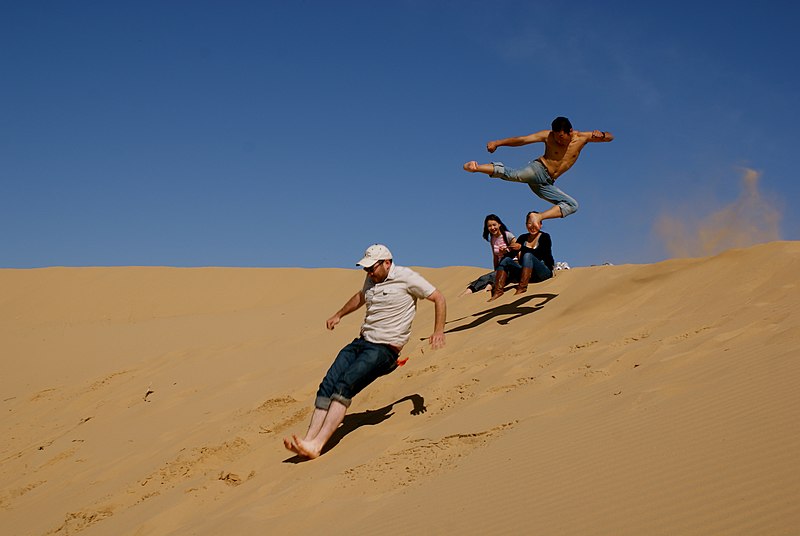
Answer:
[
  {"left": 315, "top": 337, "right": 399, "bottom": 409},
  {"left": 491, "top": 160, "right": 579, "bottom": 217}
]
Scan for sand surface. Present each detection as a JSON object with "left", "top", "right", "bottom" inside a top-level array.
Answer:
[{"left": 1, "top": 241, "right": 799, "bottom": 535}]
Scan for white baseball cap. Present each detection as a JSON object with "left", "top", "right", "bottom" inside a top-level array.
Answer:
[{"left": 356, "top": 244, "right": 393, "bottom": 267}]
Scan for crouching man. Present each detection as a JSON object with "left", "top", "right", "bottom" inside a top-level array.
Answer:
[{"left": 284, "top": 244, "right": 446, "bottom": 459}]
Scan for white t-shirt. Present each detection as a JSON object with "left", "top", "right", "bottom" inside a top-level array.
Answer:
[{"left": 360, "top": 264, "right": 436, "bottom": 347}]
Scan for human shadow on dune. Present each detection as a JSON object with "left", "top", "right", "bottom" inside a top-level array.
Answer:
[
  {"left": 283, "top": 394, "right": 426, "bottom": 463},
  {"left": 445, "top": 293, "right": 557, "bottom": 334}
]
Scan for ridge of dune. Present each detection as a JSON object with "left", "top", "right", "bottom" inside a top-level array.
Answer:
[{"left": 1, "top": 241, "right": 798, "bottom": 535}]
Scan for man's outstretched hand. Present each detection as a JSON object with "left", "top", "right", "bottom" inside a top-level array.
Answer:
[
  {"left": 428, "top": 332, "right": 445, "bottom": 349},
  {"left": 326, "top": 315, "right": 341, "bottom": 330}
]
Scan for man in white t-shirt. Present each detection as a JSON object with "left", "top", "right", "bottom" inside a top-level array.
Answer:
[{"left": 284, "top": 244, "right": 446, "bottom": 459}]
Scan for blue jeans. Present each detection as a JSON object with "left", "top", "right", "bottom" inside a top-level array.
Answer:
[
  {"left": 497, "top": 253, "right": 552, "bottom": 283},
  {"left": 467, "top": 271, "right": 495, "bottom": 292},
  {"left": 315, "top": 338, "right": 399, "bottom": 409},
  {"left": 491, "top": 160, "right": 579, "bottom": 217}
]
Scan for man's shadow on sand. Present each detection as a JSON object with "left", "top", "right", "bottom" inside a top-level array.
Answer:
[
  {"left": 283, "top": 394, "right": 426, "bottom": 463},
  {"left": 446, "top": 293, "right": 557, "bottom": 333}
]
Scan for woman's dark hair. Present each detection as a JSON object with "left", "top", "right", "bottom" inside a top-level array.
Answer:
[{"left": 482, "top": 214, "right": 511, "bottom": 245}]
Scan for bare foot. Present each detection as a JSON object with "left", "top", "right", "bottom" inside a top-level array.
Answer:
[
  {"left": 529, "top": 212, "right": 542, "bottom": 232},
  {"left": 283, "top": 437, "right": 300, "bottom": 454},
  {"left": 292, "top": 434, "right": 322, "bottom": 459},
  {"left": 458, "top": 287, "right": 474, "bottom": 297},
  {"left": 463, "top": 161, "right": 479, "bottom": 172}
]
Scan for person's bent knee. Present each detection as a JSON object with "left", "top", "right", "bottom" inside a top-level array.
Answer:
[
  {"left": 519, "top": 252, "right": 534, "bottom": 269},
  {"left": 497, "top": 259, "right": 514, "bottom": 271},
  {"left": 559, "top": 200, "right": 578, "bottom": 218}
]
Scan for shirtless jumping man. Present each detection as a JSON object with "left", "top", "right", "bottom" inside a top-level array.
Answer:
[{"left": 463, "top": 116, "right": 614, "bottom": 230}]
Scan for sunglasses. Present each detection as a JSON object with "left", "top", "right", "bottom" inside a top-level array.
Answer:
[{"left": 364, "top": 260, "right": 384, "bottom": 273}]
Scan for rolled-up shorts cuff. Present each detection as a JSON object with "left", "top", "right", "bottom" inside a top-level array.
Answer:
[
  {"left": 315, "top": 394, "right": 353, "bottom": 409},
  {"left": 490, "top": 162, "right": 505, "bottom": 178},
  {"left": 330, "top": 393, "right": 353, "bottom": 408}
]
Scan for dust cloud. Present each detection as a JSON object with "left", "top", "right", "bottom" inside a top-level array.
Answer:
[{"left": 656, "top": 168, "right": 782, "bottom": 258}]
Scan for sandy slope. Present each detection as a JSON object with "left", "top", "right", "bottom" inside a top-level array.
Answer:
[{"left": 1, "top": 242, "right": 798, "bottom": 535}]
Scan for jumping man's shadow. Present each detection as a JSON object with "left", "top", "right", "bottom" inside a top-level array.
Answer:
[
  {"left": 445, "top": 293, "right": 557, "bottom": 334},
  {"left": 283, "top": 394, "right": 426, "bottom": 463}
]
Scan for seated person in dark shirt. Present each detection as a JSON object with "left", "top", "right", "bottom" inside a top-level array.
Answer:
[{"left": 489, "top": 211, "right": 554, "bottom": 302}]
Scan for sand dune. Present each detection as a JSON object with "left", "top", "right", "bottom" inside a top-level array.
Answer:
[{"left": 1, "top": 242, "right": 799, "bottom": 535}]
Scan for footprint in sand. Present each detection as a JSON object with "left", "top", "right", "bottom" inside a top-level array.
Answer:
[
  {"left": 49, "top": 506, "right": 115, "bottom": 535},
  {"left": 569, "top": 340, "right": 599, "bottom": 352},
  {"left": 252, "top": 396, "right": 297, "bottom": 413},
  {"left": 343, "top": 421, "right": 517, "bottom": 491}
]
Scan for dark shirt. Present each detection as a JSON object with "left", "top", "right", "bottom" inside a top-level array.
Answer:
[{"left": 516, "top": 232, "right": 554, "bottom": 271}]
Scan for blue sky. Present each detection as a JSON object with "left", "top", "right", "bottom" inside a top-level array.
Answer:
[{"left": 3, "top": 1, "right": 798, "bottom": 269}]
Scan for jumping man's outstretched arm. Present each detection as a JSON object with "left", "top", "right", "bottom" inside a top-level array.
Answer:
[
  {"left": 587, "top": 130, "right": 614, "bottom": 142},
  {"left": 487, "top": 130, "right": 550, "bottom": 153},
  {"left": 326, "top": 291, "right": 365, "bottom": 330}
]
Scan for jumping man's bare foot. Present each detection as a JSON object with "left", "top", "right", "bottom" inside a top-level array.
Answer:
[
  {"left": 528, "top": 212, "right": 542, "bottom": 232},
  {"left": 292, "top": 434, "right": 322, "bottom": 459},
  {"left": 463, "top": 161, "right": 496, "bottom": 175}
]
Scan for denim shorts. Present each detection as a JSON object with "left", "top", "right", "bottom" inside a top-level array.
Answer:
[
  {"left": 491, "top": 160, "right": 579, "bottom": 217},
  {"left": 315, "top": 337, "right": 399, "bottom": 409}
]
